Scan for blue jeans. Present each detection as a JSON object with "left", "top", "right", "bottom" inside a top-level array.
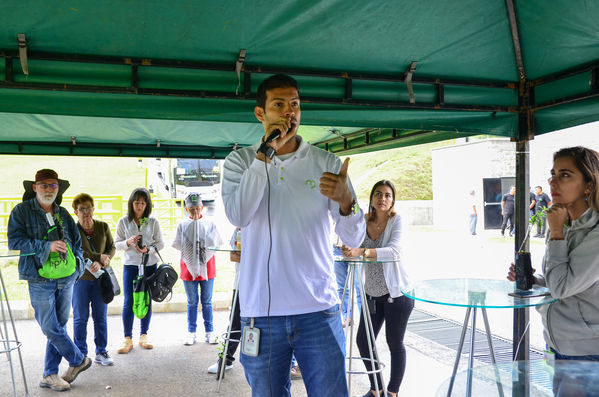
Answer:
[
  {"left": 550, "top": 347, "right": 599, "bottom": 395},
  {"left": 469, "top": 213, "right": 477, "bottom": 235},
  {"left": 28, "top": 279, "right": 85, "bottom": 376},
  {"left": 122, "top": 264, "right": 157, "bottom": 337},
  {"left": 72, "top": 279, "right": 108, "bottom": 355},
  {"left": 550, "top": 347, "right": 599, "bottom": 361},
  {"left": 183, "top": 278, "right": 214, "bottom": 333},
  {"left": 334, "top": 246, "right": 362, "bottom": 317},
  {"left": 240, "top": 306, "right": 348, "bottom": 397}
]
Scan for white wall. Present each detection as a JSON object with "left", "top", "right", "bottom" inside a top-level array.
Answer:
[
  {"left": 432, "top": 139, "right": 514, "bottom": 229},
  {"left": 432, "top": 120, "right": 599, "bottom": 230}
]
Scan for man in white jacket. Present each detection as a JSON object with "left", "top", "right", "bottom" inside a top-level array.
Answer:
[{"left": 222, "top": 74, "right": 365, "bottom": 396}]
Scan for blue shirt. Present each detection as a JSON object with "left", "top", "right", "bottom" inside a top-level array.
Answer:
[{"left": 8, "top": 198, "right": 84, "bottom": 282}]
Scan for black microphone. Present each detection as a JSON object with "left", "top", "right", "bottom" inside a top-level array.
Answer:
[
  {"left": 265, "top": 122, "right": 296, "bottom": 144},
  {"left": 265, "top": 129, "right": 280, "bottom": 144}
]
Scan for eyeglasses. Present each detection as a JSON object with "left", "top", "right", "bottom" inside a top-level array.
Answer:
[
  {"left": 36, "top": 183, "right": 59, "bottom": 190},
  {"left": 77, "top": 207, "right": 94, "bottom": 213}
]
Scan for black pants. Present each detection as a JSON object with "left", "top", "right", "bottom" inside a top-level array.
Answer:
[
  {"left": 501, "top": 211, "right": 514, "bottom": 235},
  {"left": 536, "top": 218, "right": 547, "bottom": 236},
  {"left": 356, "top": 294, "right": 414, "bottom": 394},
  {"left": 224, "top": 289, "right": 241, "bottom": 364}
]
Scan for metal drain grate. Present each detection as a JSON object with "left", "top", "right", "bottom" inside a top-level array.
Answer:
[{"left": 407, "top": 308, "right": 552, "bottom": 391}]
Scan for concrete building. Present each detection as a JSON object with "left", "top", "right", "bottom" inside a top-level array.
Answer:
[{"left": 431, "top": 121, "right": 599, "bottom": 231}]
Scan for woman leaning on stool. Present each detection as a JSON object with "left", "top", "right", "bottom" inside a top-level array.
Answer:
[
  {"left": 341, "top": 180, "right": 412, "bottom": 397},
  {"left": 71, "top": 193, "right": 116, "bottom": 366},
  {"left": 115, "top": 187, "right": 164, "bottom": 353}
]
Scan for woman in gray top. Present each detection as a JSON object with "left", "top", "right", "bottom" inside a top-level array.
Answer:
[
  {"left": 509, "top": 146, "right": 599, "bottom": 360},
  {"left": 342, "top": 180, "right": 412, "bottom": 397}
]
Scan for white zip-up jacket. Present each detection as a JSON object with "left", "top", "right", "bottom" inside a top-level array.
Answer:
[
  {"left": 536, "top": 208, "right": 599, "bottom": 355},
  {"left": 362, "top": 214, "right": 409, "bottom": 298},
  {"left": 115, "top": 216, "right": 165, "bottom": 267},
  {"left": 222, "top": 137, "right": 366, "bottom": 317}
]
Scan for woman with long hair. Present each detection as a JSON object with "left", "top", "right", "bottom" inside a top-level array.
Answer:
[
  {"left": 114, "top": 188, "right": 164, "bottom": 353},
  {"left": 342, "top": 180, "right": 412, "bottom": 397},
  {"left": 507, "top": 146, "right": 599, "bottom": 395},
  {"left": 509, "top": 146, "right": 599, "bottom": 360}
]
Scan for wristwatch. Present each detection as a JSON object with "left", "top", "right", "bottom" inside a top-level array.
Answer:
[
  {"left": 257, "top": 141, "right": 276, "bottom": 160},
  {"left": 364, "top": 248, "right": 371, "bottom": 258},
  {"left": 340, "top": 199, "right": 359, "bottom": 216}
]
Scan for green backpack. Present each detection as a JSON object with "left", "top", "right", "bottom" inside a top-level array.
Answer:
[
  {"left": 132, "top": 253, "right": 150, "bottom": 319},
  {"left": 39, "top": 225, "right": 77, "bottom": 279}
]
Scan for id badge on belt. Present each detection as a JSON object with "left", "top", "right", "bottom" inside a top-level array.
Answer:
[{"left": 242, "top": 318, "right": 260, "bottom": 357}]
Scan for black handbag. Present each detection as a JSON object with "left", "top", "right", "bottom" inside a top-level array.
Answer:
[
  {"left": 145, "top": 248, "right": 178, "bottom": 302},
  {"left": 98, "top": 266, "right": 121, "bottom": 304}
]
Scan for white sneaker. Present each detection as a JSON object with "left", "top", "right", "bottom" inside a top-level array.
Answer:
[
  {"left": 94, "top": 352, "right": 114, "bottom": 366},
  {"left": 207, "top": 361, "right": 234, "bottom": 374},
  {"left": 205, "top": 332, "right": 218, "bottom": 344},
  {"left": 184, "top": 332, "right": 196, "bottom": 346}
]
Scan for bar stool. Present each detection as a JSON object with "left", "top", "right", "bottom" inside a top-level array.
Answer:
[
  {"left": 0, "top": 251, "right": 30, "bottom": 397},
  {"left": 338, "top": 256, "right": 391, "bottom": 397}
]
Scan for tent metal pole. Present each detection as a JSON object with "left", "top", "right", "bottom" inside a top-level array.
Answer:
[{"left": 508, "top": 1, "right": 532, "bottom": 393}]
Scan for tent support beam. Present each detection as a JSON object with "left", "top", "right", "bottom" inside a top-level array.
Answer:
[
  {"left": 2, "top": 49, "right": 599, "bottom": 117},
  {"left": 0, "top": 140, "right": 232, "bottom": 159},
  {"left": 508, "top": 3, "right": 532, "bottom": 394}
]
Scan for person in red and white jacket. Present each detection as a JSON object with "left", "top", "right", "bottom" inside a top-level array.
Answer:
[{"left": 172, "top": 193, "right": 222, "bottom": 345}]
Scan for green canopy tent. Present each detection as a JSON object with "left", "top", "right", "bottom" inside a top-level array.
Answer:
[
  {"left": 1, "top": 0, "right": 597, "bottom": 157},
  {"left": 1, "top": 0, "right": 599, "bottom": 373}
]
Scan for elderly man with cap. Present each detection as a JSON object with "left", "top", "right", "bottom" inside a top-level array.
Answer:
[
  {"left": 172, "top": 192, "right": 222, "bottom": 345},
  {"left": 8, "top": 169, "right": 90, "bottom": 392}
]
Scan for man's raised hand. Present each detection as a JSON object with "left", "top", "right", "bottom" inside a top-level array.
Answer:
[{"left": 320, "top": 158, "right": 353, "bottom": 211}]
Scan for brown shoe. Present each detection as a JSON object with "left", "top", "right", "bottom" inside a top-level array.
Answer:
[
  {"left": 290, "top": 365, "right": 302, "bottom": 380},
  {"left": 61, "top": 356, "right": 92, "bottom": 384},
  {"left": 139, "top": 333, "right": 154, "bottom": 349},
  {"left": 39, "top": 374, "right": 71, "bottom": 391},
  {"left": 117, "top": 336, "right": 133, "bottom": 354}
]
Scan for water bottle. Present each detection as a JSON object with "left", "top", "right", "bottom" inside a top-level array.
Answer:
[{"left": 235, "top": 228, "right": 241, "bottom": 250}]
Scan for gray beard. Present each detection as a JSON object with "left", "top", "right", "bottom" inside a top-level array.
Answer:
[{"left": 37, "top": 193, "right": 57, "bottom": 206}]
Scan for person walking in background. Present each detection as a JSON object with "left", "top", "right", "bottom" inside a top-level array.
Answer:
[
  {"left": 529, "top": 188, "right": 537, "bottom": 217},
  {"left": 115, "top": 187, "right": 164, "bottom": 353},
  {"left": 72, "top": 193, "right": 116, "bottom": 366},
  {"left": 172, "top": 193, "right": 222, "bottom": 346},
  {"left": 501, "top": 186, "right": 516, "bottom": 237},
  {"left": 507, "top": 146, "right": 599, "bottom": 395},
  {"left": 8, "top": 169, "right": 90, "bottom": 392},
  {"left": 534, "top": 186, "right": 552, "bottom": 238},
  {"left": 468, "top": 190, "right": 477, "bottom": 235},
  {"left": 341, "top": 180, "right": 412, "bottom": 397}
]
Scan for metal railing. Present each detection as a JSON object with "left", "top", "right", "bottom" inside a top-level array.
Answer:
[{"left": 0, "top": 195, "right": 185, "bottom": 248}]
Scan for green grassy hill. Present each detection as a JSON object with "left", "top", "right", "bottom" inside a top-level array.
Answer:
[
  {"left": 2, "top": 155, "right": 146, "bottom": 198},
  {"left": 342, "top": 141, "right": 451, "bottom": 203},
  {"left": 2, "top": 142, "right": 447, "bottom": 202}
]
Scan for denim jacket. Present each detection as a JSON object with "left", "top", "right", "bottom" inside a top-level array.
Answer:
[{"left": 7, "top": 198, "right": 84, "bottom": 282}]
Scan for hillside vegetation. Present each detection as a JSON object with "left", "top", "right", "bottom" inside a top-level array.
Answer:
[
  {"left": 343, "top": 141, "right": 451, "bottom": 203},
  {"left": 1, "top": 141, "right": 448, "bottom": 203}
]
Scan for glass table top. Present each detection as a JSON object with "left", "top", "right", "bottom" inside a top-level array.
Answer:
[
  {"left": 0, "top": 250, "right": 34, "bottom": 258},
  {"left": 401, "top": 278, "right": 557, "bottom": 309},
  {"left": 333, "top": 255, "right": 398, "bottom": 263},
  {"left": 208, "top": 246, "right": 240, "bottom": 252},
  {"left": 436, "top": 359, "right": 599, "bottom": 397}
]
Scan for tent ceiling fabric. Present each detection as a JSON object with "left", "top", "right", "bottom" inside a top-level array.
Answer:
[{"left": 0, "top": 0, "right": 598, "bottom": 158}]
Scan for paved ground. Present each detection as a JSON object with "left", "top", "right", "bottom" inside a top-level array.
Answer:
[
  {"left": 1, "top": 310, "right": 457, "bottom": 397},
  {"left": 1, "top": 226, "right": 549, "bottom": 396}
]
